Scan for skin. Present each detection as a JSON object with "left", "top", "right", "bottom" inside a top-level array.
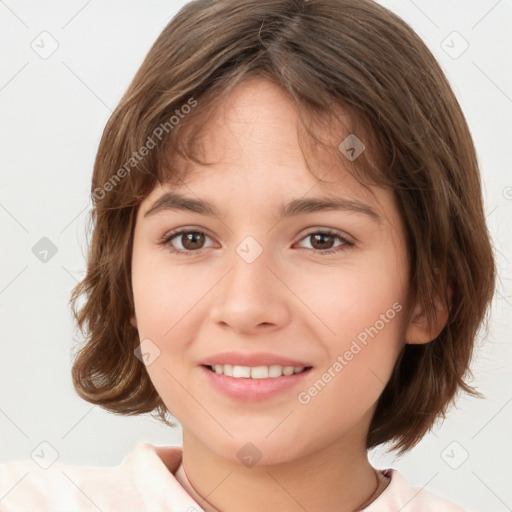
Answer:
[{"left": 130, "top": 76, "right": 447, "bottom": 512}]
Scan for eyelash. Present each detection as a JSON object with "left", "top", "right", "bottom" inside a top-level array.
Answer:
[{"left": 157, "top": 228, "right": 354, "bottom": 256}]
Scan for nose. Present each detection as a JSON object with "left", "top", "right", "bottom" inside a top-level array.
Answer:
[{"left": 209, "top": 246, "right": 291, "bottom": 335}]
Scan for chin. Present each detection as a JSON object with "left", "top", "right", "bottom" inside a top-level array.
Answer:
[{"left": 196, "top": 433, "right": 312, "bottom": 468}]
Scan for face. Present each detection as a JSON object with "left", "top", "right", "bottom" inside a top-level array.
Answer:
[{"left": 130, "top": 77, "right": 412, "bottom": 465}]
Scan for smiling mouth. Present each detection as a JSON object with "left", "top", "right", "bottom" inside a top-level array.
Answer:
[{"left": 203, "top": 364, "right": 313, "bottom": 379}]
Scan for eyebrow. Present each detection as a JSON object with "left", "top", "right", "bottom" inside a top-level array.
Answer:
[{"left": 144, "top": 191, "right": 381, "bottom": 223}]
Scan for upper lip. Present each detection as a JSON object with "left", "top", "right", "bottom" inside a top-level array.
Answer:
[{"left": 200, "top": 351, "right": 313, "bottom": 368}]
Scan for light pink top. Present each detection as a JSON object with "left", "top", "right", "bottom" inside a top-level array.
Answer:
[{"left": 0, "top": 442, "right": 468, "bottom": 511}]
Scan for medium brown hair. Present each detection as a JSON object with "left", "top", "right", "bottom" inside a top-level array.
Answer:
[{"left": 70, "top": 0, "right": 495, "bottom": 454}]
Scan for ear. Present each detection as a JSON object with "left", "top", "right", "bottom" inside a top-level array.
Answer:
[
  {"left": 405, "top": 286, "right": 452, "bottom": 344},
  {"left": 130, "top": 312, "right": 138, "bottom": 330}
]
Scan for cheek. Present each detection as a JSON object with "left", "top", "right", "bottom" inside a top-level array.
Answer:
[
  {"left": 131, "top": 244, "right": 213, "bottom": 337},
  {"left": 131, "top": 260, "right": 205, "bottom": 422},
  {"left": 295, "top": 293, "right": 405, "bottom": 442},
  {"left": 289, "top": 241, "right": 408, "bottom": 346},
  {"left": 292, "top": 246, "right": 407, "bottom": 413},
  {"left": 130, "top": 248, "right": 215, "bottom": 388}
]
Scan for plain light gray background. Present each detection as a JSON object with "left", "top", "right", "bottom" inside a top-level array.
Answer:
[{"left": 1, "top": 1, "right": 511, "bottom": 511}]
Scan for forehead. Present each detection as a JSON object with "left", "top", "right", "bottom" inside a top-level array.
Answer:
[
  {"left": 186, "top": 76, "right": 353, "bottom": 167},
  {"left": 140, "top": 76, "right": 393, "bottom": 223}
]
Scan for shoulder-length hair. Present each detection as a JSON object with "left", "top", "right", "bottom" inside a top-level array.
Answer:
[{"left": 70, "top": 0, "right": 495, "bottom": 454}]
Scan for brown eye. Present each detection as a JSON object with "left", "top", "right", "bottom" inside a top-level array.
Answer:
[
  {"left": 297, "top": 229, "right": 352, "bottom": 255},
  {"left": 160, "top": 229, "right": 214, "bottom": 255},
  {"left": 180, "top": 231, "right": 205, "bottom": 250},
  {"left": 309, "top": 233, "right": 336, "bottom": 250}
]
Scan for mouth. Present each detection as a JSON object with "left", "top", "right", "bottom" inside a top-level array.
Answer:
[
  {"left": 203, "top": 364, "right": 313, "bottom": 379},
  {"left": 200, "top": 364, "right": 313, "bottom": 401}
]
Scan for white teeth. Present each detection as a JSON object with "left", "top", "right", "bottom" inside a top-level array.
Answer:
[
  {"left": 250, "top": 366, "right": 269, "bottom": 379},
  {"left": 210, "top": 364, "right": 307, "bottom": 378},
  {"left": 268, "top": 365, "right": 283, "bottom": 377},
  {"left": 232, "top": 365, "right": 251, "bottom": 378}
]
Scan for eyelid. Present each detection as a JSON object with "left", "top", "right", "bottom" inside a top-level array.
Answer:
[
  {"left": 298, "top": 226, "right": 356, "bottom": 245},
  {"left": 158, "top": 226, "right": 217, "bottom": 247}
]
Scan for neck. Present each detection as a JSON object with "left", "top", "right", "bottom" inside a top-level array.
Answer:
[{"left": 175, "top": 425, "right": 380, "bottom": 512}]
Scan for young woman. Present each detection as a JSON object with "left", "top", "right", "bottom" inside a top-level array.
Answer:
[{"left": 0, "top": 1, "right": 495, "bottom": 510}]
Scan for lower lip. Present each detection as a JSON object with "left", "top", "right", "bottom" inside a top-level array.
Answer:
[{"left": 200, "top": 365, "right": 313, "bottom": 401}]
